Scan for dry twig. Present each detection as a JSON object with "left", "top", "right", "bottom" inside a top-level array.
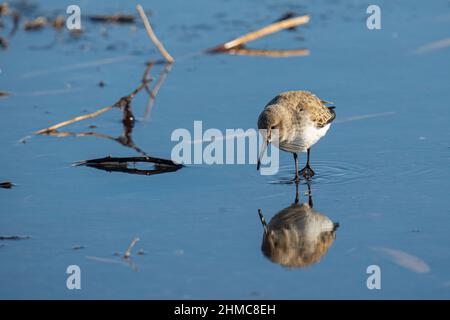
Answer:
[
  {"left": 35, "top": 106, "right": 114, "bottom": 135},
  {"left": 0, "top": 235, "right": 30, "bottom": 240},
  {"left": 0, "top": 181, "right": 14, "bottom": 189},
  {"left": 124, "top": 237, "right": 140, "bottom": 259},
  {"left": 24, "top": 17, "right": 47, "bottom": 31},
  {"left": 52, "top": 15, "right": 65, "bottom": 29},
  {"left": 45, "top": 103, "right": 149, "bottom": 157},
  {"left": 89, "top": 14, "right": 135, "bottom": 24},
  {"left": 75, "top": 155, "right": 181, "bottom": 168},
  {"left": 35, "top": 81, "right": 148, "bottom": 135},
  {"left": 207, "top": 15, "right": 310, "bottom": 53},
  {"left": 136, "top": 4, "right": 174, "bottom": 63},
  {"left": 74, "top": 155, "right": 182, "bottom": 176},
  {"left": 225, "top": 47, "right": 309, "bottom": 57}
]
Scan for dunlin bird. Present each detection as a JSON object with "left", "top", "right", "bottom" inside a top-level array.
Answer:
[
  {"left": 258, "top": 183, "right": 339, "bottom": 268},
  {"left": 257, "top": 91, "right": 336, "bottom": 181}
]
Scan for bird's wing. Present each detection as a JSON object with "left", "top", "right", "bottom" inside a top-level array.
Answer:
[
  {"left": 310, "top": 104, "right": 336, "bottom": 128},
  {"left": 324, "top": 106, "right": 336, "bottom": 125}
]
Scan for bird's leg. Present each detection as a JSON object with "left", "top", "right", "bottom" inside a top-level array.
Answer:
[
  {"left": 294, "top": 180, "right": 299, "bottom": 204},
  {"left": 306, "top": 181, "right": 313, "bottom": 207},
  {"left": 300, "top": 148, "right": 315, "bottom": 179},
  {"left": 291, "top": 153, "right": 300, "bottom": 183}
]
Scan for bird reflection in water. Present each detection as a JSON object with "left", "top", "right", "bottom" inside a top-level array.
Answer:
[{"left": 258, "top": 182, "right": 339, "bottom": 268}]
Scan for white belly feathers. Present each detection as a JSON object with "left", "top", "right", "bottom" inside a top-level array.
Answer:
[{"left": 278, "top": 123, "right": 330, "bottom": 153}]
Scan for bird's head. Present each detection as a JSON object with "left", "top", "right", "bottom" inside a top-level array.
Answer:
[{"left": 257, "top": 107, "right": 282, "bottom": 170}]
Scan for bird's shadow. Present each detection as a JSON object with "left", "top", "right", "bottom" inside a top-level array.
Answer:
[{"left": 258, "top": 182, "right": 339, "bottom": 268}]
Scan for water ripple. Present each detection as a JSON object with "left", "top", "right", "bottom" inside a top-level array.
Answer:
[{"left": 268, "top": 159, "right": 370, "bottom": 185}]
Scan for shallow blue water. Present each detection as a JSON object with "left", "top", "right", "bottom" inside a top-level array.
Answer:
[{"left": 0, "top": 0, "right": 449, "bottom": 299}]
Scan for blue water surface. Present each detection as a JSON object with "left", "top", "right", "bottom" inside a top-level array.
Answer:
[{"left": 0, "top": 0, "right": 449, "bottom": 299}]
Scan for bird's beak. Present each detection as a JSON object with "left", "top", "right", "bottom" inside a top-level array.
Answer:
[
  {"left": 258, "top": 209, "right": 268, "bottom": 235},
  {"left": 257, "top": 130, "right": 270, "bottom": 171}
]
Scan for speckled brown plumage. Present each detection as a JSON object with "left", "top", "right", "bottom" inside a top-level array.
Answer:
[
  {"left": 265, "top": 91, "right": 336, "bottom": 128},
  {"left": 257, "top": 90, "right": 336, "bottom": 181}
]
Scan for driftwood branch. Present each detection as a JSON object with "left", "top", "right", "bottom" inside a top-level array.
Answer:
[
  {"left": 124, "top": 237, "right": 140, "bottom": 259},
  {"left": 89, "top": 14, "right": 135, "bottom": 24},
  {"left": 0, "top": 181, "right": 14, "bottom": 189},
  {"left": 136, "top": 4, "right": 174, "bottom": 63},
  {"left": 35, "top": 81, "right": 148, "bottom": 135},
  {"left": 74, "top": 156, "right": 182, "bottom": 176},
  {"left": 74, "top": 155, "right": 182, "bottom": 168},
  {"left": 0, "top": 235, "right": 31, "bottom": 240},
  {"left": 82, "top": 163, "right": 181, "bottom": 176},
  {"left": 34, "top": 61, "right": 171, "bottom": 157},
  {"left": 225, "top": 48, "right": 309, "bottom": 57},
  {"left": 207, "top": 15, "right": 310, "bottom": 53},
  {"left": 35, "top": 106, "right": 114, "bottom": 134}
]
